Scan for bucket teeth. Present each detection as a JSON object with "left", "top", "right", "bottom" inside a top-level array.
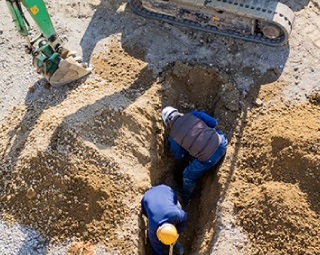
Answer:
[
  {"left": 73, "top": 56, "right": 83, "bottom": 62},
  {"left": 49, "top": 57, "right": 91, "bottom": 87},
  {"left": 68, "top": 51, "right": 77, "bottom": 57}
]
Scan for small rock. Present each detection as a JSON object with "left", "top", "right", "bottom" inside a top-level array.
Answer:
[
  {"left": 254, "top": 98, "right": 263, "bottom": 107},
  {"left": 28, "top": 86, "right": 35, "bottom": 93},
  {"left": 44, "top": 82, "right": 51, "bottom": 89},
  {"left": 273, "top": 68, "right": 280, "bottom": 75},
  {"left": 26, "top": 187, "right": 36, "bottom": 199}
]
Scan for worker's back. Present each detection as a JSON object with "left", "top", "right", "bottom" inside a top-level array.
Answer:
[{"left": 141, "top": 185, "right": 186, "bottom": 233}]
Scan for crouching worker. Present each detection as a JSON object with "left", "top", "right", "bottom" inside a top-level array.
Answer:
[
  {"left": 161, "top": 106, "right": 228, "bottom": 205},
  {"left": 141, "top": 184, "right": 187, "bottom": 255}
]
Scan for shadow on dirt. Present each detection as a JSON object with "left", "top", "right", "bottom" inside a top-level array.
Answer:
[
  {"left": 0, "top": 63, "right": 158, "bottom": 247},
  {"left": 80, "top": 0, "right": 129, "bottom": 63},
  {"left": 79, "top": 0, "right": 293, "bottom": 77},
  {"left": 0, "top": 78, "right": 81, "bottom": 173},
  {"left": 15, "top": 228, "right": 48, "bottom": 255},
  {"left": 279, "top": 0, "right": 310, "bottom": 11}
]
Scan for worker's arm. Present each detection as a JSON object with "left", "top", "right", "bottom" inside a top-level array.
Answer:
[
  {"left": 169, "top": 137, "right": 188, "bottom": 159},
  {"left": 164, "top": 209, "right": 188, "bottom": 235},
  {"left": 173, "top": 211, "right": 187, "bottom": 234},
  {"left": 141, "top": 197, "right": 148, "bottom": 216},
  {"left": 191, "top": 110, "right": 218, "bottom": 128}
]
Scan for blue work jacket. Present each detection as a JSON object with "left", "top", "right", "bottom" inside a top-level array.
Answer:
[{"left": 141, "top": 185, "right": 187, "bottom": 255}]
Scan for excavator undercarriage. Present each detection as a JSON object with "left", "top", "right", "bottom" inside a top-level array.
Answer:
[{"left": 128, "top": 0, "right": 295, "bottom": 46}]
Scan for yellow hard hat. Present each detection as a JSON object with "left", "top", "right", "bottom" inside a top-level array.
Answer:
[{"left": 156, "top": 223, "right": 178, "bottom": 245}]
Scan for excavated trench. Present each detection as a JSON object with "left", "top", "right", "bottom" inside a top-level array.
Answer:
[{"left": 141, "top": 61, "right": 243, "bottom": 255}]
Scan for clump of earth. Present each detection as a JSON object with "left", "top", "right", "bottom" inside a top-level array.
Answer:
[{"left": 0, "top": 37, "right": 319, "bottom": 255}]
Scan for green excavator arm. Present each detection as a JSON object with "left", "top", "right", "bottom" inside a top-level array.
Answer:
[{"left": 6, "top": 0, "right": 91, "bottom": 87}]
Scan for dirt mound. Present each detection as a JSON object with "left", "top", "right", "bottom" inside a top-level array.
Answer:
[
  {"left": 237, "top": 101, "right": 320, "bottom": 212},
  {"left": 231, "top": 95, "right": 320, "bottom": 254},
  {"left": 0, "top": 110, "right": 142, "bottom": 254},
  {"left": 0, "top": 40, "right": 159, "bottom": 254},
  {"left": 235, "top": 182, "right": 319, "bottom": 255}
]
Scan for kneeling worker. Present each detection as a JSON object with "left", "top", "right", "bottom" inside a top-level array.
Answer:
[
  {"left": 141, "top": 184, "right": 187, "bottom": 255},
  {"left": 161, "top": 106, "right": 228, "bottom": 205}
]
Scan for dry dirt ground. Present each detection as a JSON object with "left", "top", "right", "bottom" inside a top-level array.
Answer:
[{"left": 0, "top": 0, "right": 320, "bottom": 255}]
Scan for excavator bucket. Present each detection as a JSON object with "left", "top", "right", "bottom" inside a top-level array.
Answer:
[
  {"left": 6, "top": 0, "right": 91, "bottom": 87},
  {"left": 48, "top": 56, "right": 91, "bottom": 87}
]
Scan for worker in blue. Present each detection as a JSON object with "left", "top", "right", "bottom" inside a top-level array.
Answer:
[
  {"left": 141, "top": 184, "right": 187, "bottom": 255},
  {"left": 161, "top": 106, "right": 228, "bottom": 205}
]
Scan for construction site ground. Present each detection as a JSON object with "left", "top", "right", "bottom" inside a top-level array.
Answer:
[{"left": 0, "top": 0, "right": 319, "bottom": 254}]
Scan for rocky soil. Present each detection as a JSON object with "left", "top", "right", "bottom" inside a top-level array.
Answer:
[{"left": 0, "top": 0, "right": 319, "bottom": 254}]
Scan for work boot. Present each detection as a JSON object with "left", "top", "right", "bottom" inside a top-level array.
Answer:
[
  {"left": 174, "top": 241, "right": 184, "bottom": 255},
  {"left": 182, "top": 177, "right": 196, "bottom": 204}
]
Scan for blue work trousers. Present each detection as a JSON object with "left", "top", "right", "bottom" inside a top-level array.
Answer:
[{"left": 182, "top": 131, "right": 228, "bottom": 203}]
